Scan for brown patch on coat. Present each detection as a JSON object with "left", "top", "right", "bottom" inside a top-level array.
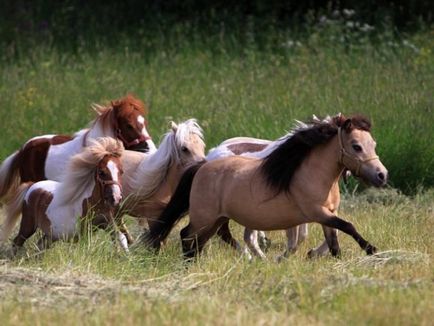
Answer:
[
  {"left": 227, "top": 143, "right": 267, "bottom": 155},
  {"left": 17, "top": 135, "right": 73, "bottom": 182}
]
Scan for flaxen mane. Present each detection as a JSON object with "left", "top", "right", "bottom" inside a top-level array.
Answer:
[
  {"left": 127, "top": 119, "right": 204, "bottom": 199},
  {"left": 91, "top": 94, "right": 148, "bottom": 133},
  {"left": 260, "top": 114, "right": 371, "bottom": 195},
  {"left": 55, "top": 137, "right": 124, "bottom": 205}
]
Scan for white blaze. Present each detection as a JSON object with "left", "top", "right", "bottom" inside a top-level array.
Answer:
[{"left": 107, "top": 160, "right": 122, "bottom": 205}]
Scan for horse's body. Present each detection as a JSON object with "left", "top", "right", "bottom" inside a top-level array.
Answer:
[
  {"left": 206, "top": 119, "right": 330, "bottom": 259},
  {"left": 0, "top": 95, "right": 155, "bottom": 202},
  {"left": 0, "top": 138, "right": 124, "bottom": 254},
  {"left": 115, "top": 119, "right": 206, "bottom": 249},
  {"left": 150, "top": 115, "right": 388, "bottom": 259}
]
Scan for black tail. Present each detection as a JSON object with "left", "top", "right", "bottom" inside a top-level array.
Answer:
[{"left": 146, "top": 161, "right": 206, "bottom": 250}]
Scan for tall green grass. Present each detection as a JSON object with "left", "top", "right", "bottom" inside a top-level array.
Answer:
[{"left": 1, "top": 21, "right": 433, "bottom": 192}]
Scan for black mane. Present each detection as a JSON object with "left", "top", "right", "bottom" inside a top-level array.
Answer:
[{"left": 260, "top": 120, "right": 338, "bottom": 195}]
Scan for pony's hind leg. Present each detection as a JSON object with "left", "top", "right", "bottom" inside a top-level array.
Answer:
[
  {"left": 180, "top": 221, "right": 220, "bottom": 260},
  {"left": 12, "top": 214, "right": 37, "bottom": 255},
  {"left": 243, "top": 228, "right": 266, "bottom": 260},
  {"left": 217, "top": 221, "right": 242, "bottom": 252}
]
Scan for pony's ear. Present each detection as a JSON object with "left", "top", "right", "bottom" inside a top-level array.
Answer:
[
  {"left": 342, "top": 118, "right": 352, "bottom": 131},
  {"left": 111, "top": 100, "right": 121, "bottom": 110},
  {"left": 170, "top": 121, "right": 178, "bottom": 133}
]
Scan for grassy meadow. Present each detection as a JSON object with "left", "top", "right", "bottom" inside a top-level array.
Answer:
[{"left": 0, "top": 12, "right": 433, "bottom": 325}]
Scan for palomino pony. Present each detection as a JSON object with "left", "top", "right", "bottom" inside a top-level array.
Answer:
[
  {"left": 0, "top": 138, "right": 124, "bottom": 254},
  {"left": 149, "top": 115, "right": 388, "bottom": 259},
  {"left": 0, "top": 95, "right": 155, "bottom": 204},
  {"left": 114, "top": 119, "right": 206, "bottom": 250},
  {"left": 206, "top": 115, "right": 342, "bottom": 259}
]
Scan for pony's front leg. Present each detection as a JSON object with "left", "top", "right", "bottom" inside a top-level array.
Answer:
[
  {"left": 115, "top": 217, "right": 134, "bottom": 245},
  {"left": 243, "top": 228, "right": 266, "bottom": 260},
  {"left": 319, "top": 212, "right": 376, "bottom": 255}
]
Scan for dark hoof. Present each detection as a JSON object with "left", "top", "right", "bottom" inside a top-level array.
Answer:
[
  {"left": 259, "top": 237, "right": 272, "bottom": 251},
  {"left": 330, "top": 248, "right": 342, "bottom": 258},
  {"left": 366, "top": 244, "right": 377, "bottom": 255},
  {"left": 307, "top": 249, "right": 315, "bottom": 259}
]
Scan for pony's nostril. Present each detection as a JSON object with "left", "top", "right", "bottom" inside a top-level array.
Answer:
[{"left": 377, "top": 172, "right": 385, "bottom": 181}]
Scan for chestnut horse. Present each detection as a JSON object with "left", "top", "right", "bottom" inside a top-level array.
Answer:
[
  {"left": 113, "top": 119, "right": 206, "bottom": 249},
  {"left": 0, "top": 95, "right": 155, "bottom": 204},
  {"left": 0, "top": 138, "right": 124, "bottom": 254},
  {"left": 149, "top": 115, "right": 388, "bottom": 259},
  {"left": 206, "top": 116, "right": 341, "bottom": 259}
]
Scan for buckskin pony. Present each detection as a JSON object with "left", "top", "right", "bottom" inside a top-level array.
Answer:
[
  {"left": 148, "top": 115, "right": 388, "bottom": 259},
  {"left": 206, "top": 115, "right": 346, "bottom": 259}
]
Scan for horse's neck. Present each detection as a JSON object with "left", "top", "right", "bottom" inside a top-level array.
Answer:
[
  {"left": 297, "top": 137, "right": 344, "bottom": 190},
  {"left": 86, "top": 120, "right": 115, "bottom": 145}
]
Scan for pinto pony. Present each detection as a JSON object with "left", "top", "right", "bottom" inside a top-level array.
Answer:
[
  {"left": 0, "top": 138, "right": 124, "bottom": 254},
  {"left": 0, "top": 95, "right": 155, "bottom": 204},
  {"left": 148, "top": 115, "right": 388, "bottom": 259}
]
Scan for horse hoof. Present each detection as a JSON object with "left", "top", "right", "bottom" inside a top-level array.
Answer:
[
  {"left": 259, "top": 237, "right": 272, "bottom": 251},
  {"left": 366, "top": 244, "right": 377, "bottom": 255}
]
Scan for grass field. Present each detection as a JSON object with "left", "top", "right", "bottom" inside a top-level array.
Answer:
[{"left": 0, "top": 16, "right": 433, "bottom": 325}]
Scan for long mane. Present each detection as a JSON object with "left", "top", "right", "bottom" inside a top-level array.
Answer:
[
  {"left": 127, "top": 119, "right": 204, "bottom": 199},
  {"left": 55, "top": 137, "right": 124, "bottom": 205},
  {"left": 260, "top": 114, "right": 371, "bottom": 195}
]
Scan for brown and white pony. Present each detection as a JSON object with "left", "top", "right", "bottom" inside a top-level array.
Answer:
[
  {"left": 0, "top": 138, "right": 124, "bottom": 254},
  {"left": 113, "top": 119, "right": 206, "bottom": 249},
  {"left": 0, "top": 95, "right": 155, "bottom": 204},
  {"left": 206, "top": 115, "right": 341, "bottom": 259},
  {"left": 148, "top": 115, "right": 388, "bottom": 259}
]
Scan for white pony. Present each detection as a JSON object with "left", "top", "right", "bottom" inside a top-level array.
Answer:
[{"left": 114, "top": 119, "right": 206, "bottom": 250}]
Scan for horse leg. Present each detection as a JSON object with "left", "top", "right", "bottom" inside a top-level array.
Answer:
[
  {"left": 322, "top": 226, "right": 340, "bottom": 257},
  {"left": 216, "top": 221, "right": 241, "bottom": 251},
  {"left": 276, "top": 227, "right": 300, "bottom": 261},
  {"left": 297, "top": 223, "right": 308, "bottom": 244},
  {"left": 243, "top": 228, "right": 266, "bottom": 260},
  {"left": 257, "top": 231, "right": 272, "bottom": 250},
  {"left": 11, "top": 214, "right": 37, "bottom": 255},
  {"left": 307, "top": 240, "right": 329, "bottom": 258},
  {"left": 320, "top": 215, "right": 376, "bottom": 255},
  {"left": 180, "top": 221, "right": 219, "bottom": 260},
  {"left": 115, "top": 216, "right": 134, "bottom": 245}
]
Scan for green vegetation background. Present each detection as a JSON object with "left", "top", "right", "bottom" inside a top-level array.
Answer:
[{"left": 1, "top": 2, "right": 433, "bottom": 193}]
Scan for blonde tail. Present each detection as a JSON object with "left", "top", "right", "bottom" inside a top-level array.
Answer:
[
  {"left": 0, "top": 182, "right": 33, "bottom": 243},
  {"left": 0, "top": 151, "right": 21, "bottom": 202}
]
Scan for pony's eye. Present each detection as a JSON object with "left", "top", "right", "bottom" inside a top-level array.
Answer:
[
  {"left": 181, "top": 146, "right": 189, "bottom": 153},
  {"left": 352, "top": 144, "right": 362, "bottom": 152},
  {"left": 98, "top": 170, "right": 105, "bottom": 177},
  {"left": 127, "top": 124, "right": 135, "bottom": 130}
]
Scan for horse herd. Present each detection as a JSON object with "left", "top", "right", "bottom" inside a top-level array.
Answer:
[{"left": 0, "top": 95, "right": 388, "bottom": 260}]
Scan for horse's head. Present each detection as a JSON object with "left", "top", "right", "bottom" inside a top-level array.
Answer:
[
  {"left": 111, "top": 94, "right": 153, "bottom": 152},
  {"left": 95, "top": 143, "right": 124, "bottom": 207},
  {"left": 337, "top": 115, "right": 388, "bottom": 187},
  {"left": 170, "top": 119, "right": 206, "bottom": 167}
]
